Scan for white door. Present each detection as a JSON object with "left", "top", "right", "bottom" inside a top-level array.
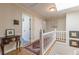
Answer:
[{"left": 22, "top": 14, "right": 31, "bottom": 45}]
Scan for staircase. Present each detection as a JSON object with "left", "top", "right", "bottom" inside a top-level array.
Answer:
[
  {"left": 25, "top": 38, "right": 49, "bottom": 55},
  {"left": 25, "top": 40, "right": 40, "bottom": 55},
  {"left": 25, "top": 30, "right": 66, "bottom": 55}
]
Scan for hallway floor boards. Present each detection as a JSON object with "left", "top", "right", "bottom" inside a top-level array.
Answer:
[{"left": 6, "top": 48, "right": 35, "bottom": 55}]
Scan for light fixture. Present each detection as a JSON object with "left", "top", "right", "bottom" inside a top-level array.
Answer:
[{"left": 49, "top": 7, "right": 56, "bottom": 11}]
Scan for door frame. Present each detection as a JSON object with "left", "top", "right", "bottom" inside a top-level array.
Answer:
[{"left": 21, "top": 13, "right": 32, "bottom": 44}]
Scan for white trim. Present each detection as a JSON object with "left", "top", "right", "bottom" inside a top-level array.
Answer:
[
  {"left": 43, "top": 31, "right": 55, "bottom": 36},
  {"left": 41, "top": 30, "right": 66, "bottom": 55},
  {"left": 43, "top": 39, "right": 56, "bottom": 55}
]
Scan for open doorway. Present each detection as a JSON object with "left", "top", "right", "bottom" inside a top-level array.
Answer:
[{"left": 22, "top": 14, "right": 31, "bottom": 46}]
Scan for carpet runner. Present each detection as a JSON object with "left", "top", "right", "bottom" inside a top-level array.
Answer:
[
  {"left": 25, "top": 40, "right": 40, "bottom": 55},
  {"left": 25, "top": 38, "right": 48, "bottom": 55}
]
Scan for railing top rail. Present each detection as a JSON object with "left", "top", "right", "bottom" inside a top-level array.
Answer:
[
  {"left": 43, "top": 31, "right": 66, "bottom": 36},
  {"left": 43, "top": 31, "right": 55, "bottom": 36}
]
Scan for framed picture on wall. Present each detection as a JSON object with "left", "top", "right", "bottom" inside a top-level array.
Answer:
[
  {"left": 5, "top": 29, "right": 15, "bottom": 36},
  {"left": 13, "top": 19, "right": 19, "bottom": 25},
  {"left": 70, "top": 40, "right": 79, "bottom": 48},
  {"left": 69, "top": 31, "right": 79, "bottom": 38}
]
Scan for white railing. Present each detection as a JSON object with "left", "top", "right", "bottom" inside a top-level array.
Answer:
[
  {"left": 40, "top": 30, "right": 56, "bottom": 55},
  {"left": 56, "top": 31, "right": 66, "bottom": 42},
  {"left": 40, "top": 30, "right": 66, "bottom": 55}
]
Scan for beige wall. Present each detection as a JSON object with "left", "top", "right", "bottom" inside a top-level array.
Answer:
[
  {"left": 0, "top": 4, "right": 22, "bottom": 37},
  {"left": 32, "top": 17, "right": 47, "bottom": 42},
  {"left": 0, "top": 4, "right": 44, "bottom": 53},
  {"left": 46, "top": 17, "right": 56, "bottom": 32},
  {"left": 31, "top": 17, "right": 43, "bottom": 42},
  {"left": 66, "top": 11, "right": 79, "bottom": 31},
  {"left": 56, "top": 17, "right": 66, "bottom": 31},
  {"left": 45, "top": 16, "right": 66, "bottom": 32}
]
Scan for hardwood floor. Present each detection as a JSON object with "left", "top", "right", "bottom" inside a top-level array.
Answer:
[{"left": 6, "top": 48, "right": 35, "bottom": 55}]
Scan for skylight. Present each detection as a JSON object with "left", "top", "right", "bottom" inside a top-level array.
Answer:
[{"left": 55, "top": 3, "right": 79, "bottom": 11}]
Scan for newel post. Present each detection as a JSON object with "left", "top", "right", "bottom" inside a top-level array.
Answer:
[{"left": 40, "top": 29, "right": 43, "bottom": 55}]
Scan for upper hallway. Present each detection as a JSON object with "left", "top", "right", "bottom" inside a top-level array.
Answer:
[{"left": 0, "top": 3, "right": 79, "bottom": 55}]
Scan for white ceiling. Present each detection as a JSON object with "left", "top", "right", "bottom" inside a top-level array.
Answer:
[
  {"left": 17, "top": 3, "right": 79, "bottom": 18},
  {"left": 18, "top": 3, "right": 57, "bottom": 17}
]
